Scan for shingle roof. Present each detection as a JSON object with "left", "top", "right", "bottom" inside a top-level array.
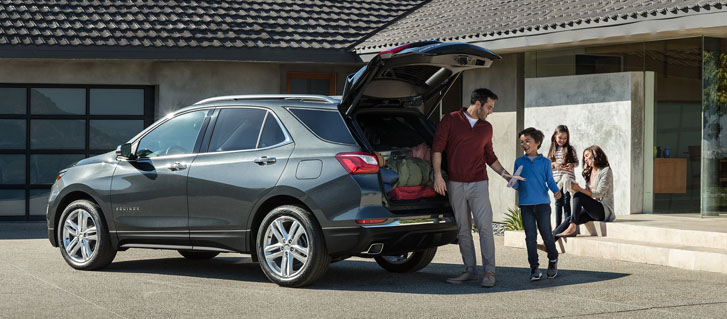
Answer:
[
  {"left": 0, "top": 0, "right": 425, "bottom": 61},
  {"left": 355, "top": 0, "right": 727, "bottom": 53}
]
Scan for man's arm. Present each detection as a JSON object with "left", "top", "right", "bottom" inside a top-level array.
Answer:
[
  {"left": 489, "top": 160, "right": 525, "bottom": 182},
  {"left": 432, "top": 152, "right": 447, "bottom": 195}
]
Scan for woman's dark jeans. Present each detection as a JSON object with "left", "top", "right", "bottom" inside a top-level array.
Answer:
[
  {"left": 554, "top": 190, "right": 571, "bottom": 229},
  {"left": 521, "top": 204, "right": 558, "bottom": 268},
  {"left": 553, "top": 192, "right": 605, "bottom": 236}
]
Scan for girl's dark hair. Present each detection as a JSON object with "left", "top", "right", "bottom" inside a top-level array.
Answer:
[
  {"left": 583, "top": 145, "right": 610, "bottom": 183},
  {"left": 518, "top": 127, "right": 544, "bottom": 149},
  {"left": 547, "top": 125, "right": 578, "bottom": 164}
]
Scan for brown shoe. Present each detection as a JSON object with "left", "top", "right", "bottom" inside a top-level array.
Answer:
[
  {"left": 556, "top": 229, "right": 577, "bottom": 238},
  {"left": 480, "top": 272, "right": 496, "bottom": 288}
]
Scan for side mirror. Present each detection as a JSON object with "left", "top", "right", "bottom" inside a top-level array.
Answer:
[{"left": 116, "top": 143, "right": 135, "bottom": 160}]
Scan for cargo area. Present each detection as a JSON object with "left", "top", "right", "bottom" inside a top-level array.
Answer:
[{"left": 354, "top": 110, "right": 448, "bottom": 203}]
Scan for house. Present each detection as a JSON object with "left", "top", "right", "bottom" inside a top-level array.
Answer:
[{"left": 2, "top": 0, "right": 726, "bottom": 222}]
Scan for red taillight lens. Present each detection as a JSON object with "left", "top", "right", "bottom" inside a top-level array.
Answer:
[
  {"left": 356, "top": 218, "right": 387, "bottom": 224},
  {"left": 335, "top": 152, "right": 379, "bottom": 175}
]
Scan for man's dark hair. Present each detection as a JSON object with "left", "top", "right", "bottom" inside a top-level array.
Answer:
[
  {"left": 518, "top": 127, "right": 545, "bottom": 149},
  {"left": 470, "top": 88, "right": 498, "bottom": 105}
]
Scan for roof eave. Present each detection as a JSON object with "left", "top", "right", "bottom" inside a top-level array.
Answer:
[
  {"left": 0, "top": 46, "right": 363, "bottom": 63},
  {"left": 356, "top": 10, "right": 727, "bottom": 59}
]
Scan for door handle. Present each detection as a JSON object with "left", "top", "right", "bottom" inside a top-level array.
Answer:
[
  {"left": 168, "top": 162, "right": 187, "bottom": 171},
  {"left": 254, "top": 156, "right": 277, "bottom": 165}
]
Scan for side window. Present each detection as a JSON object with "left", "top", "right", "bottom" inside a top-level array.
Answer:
[
  {"left": 208, "top": 108, "right": 267, "bottom": 152},
  {"left": 258, "top": 112, "right": 287, "bottom": 148},
  {"left": 288, "top": 108, "right": 355, "bottom": 144},
  {"left": 137, "top": 110, "right": 207, "bottom": 158}
]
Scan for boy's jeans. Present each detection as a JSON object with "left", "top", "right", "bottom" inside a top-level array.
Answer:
[
  {"left": 554, "top": 191, "right": 571, "bottom": 228},
  {"left": 521, "top": 204, "right": 558, "bottom": 268}
]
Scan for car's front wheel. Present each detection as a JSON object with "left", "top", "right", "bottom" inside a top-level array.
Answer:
[
  {"left": 374, "top": 247, "right": 437, "bottom": 273},
  {"left": 58, "top": 199, "right": 116, "bottom": 270},
  {"left": 256, "top": 205, "right": 330, "bottom": 287}
]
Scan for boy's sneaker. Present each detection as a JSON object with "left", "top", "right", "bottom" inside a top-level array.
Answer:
[
  {"left": 446, "top": 271, "right": 478, "bottom": 284},
  {"left": 547, "top": 259, "right": 558, "bottom": 278},
  {"left": 530, "top": 266, "right": 542, "bottom": 281}
]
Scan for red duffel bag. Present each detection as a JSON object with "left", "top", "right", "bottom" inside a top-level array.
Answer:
[{"left": 388, "top": 185, "right": 438, "bottom": 201}]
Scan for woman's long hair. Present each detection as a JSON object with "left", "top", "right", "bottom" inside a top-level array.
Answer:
[
  {"left": 582, "top": 145, "right": 610, "bottom": 183},
  {"left": 547, "top": 125, "right": 578, "bottom": 164}
]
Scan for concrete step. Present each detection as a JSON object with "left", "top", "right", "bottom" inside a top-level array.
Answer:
[
  {"left": 504, "top": 230, "right": 727, "bottom": 274},
  {"left": 579, "top": 219, "right": 727, "bottom": 251}
]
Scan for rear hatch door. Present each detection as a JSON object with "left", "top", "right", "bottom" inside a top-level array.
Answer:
[{"left": 339, "top": 41, "right": 501, "bottom": 118}]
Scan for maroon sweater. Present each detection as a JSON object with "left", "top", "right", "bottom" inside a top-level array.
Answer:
[{"left": 432, "top": 108, "right": 498, "bottom": 183}]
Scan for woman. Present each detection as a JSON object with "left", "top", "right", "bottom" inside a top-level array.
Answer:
[{"left": 554, "top": 145, "right": 615, "bottom": 237}]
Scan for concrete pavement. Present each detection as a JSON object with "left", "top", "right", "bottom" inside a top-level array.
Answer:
[{"left": 1, "top": 223, "right": 727, "bottom": 318}]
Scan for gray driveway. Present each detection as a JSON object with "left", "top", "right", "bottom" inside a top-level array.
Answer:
[{"left": 1, "top": 223, "right": 726, "bottom": 319}]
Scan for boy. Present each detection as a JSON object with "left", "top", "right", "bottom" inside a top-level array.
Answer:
[{"left": 511, "top": 127, "right": 562, "bottom": 281}]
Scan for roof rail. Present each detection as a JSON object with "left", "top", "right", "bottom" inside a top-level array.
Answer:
[{"left": 193, "top": 94, "right": 338, "bottom": 105}]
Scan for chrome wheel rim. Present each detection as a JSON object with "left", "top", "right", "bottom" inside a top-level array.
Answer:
[
  {"left": 381, "top": 253, "right": 413, "bottom": 264},
  {"left": 62, "top": 209, "right": 99, "bottom": 263},
  {"left": 263, "top": 216, "right": 309, "bottom": 278}
]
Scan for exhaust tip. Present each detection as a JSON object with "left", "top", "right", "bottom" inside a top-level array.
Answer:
[{"left": 365, "top": 243, "right": 384, "bottom": 255}]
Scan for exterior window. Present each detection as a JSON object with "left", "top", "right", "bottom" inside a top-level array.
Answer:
[
  {"left": 0, "top": 88, "right": 26, "bottom": 114},
  {"left": 90, "top": 89, "right": 144, "bottom": 115},
  {"left": 31, "top": 88, "right": 85, "bottom": 115},
  {"left": 287, "top": 72, "right": 335, "bottom": 95},
  {"left": 0, "top": 85, "right": 153, "bottom": 220},
  {"left": 137, "top": 111, "right": 207, "bottom": 158},
  {"left": 208, "top": 108, "right": 267, "bottom": 152},
  {"left": 288, "top": 108, "right": 355, "bottom": 144},
  {"left": 258, "top": 112, "right": 287, "bottom": 148}
]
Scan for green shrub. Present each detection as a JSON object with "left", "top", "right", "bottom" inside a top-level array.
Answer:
[{"left": 504, "top": 207, "right": 523, "bottom": 231}]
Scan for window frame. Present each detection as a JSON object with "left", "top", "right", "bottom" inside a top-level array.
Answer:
[
  {"left": 0, "top": 84, "right": 154, "bottom": 221},
  {"left": 198, "top": 106, "right": 293, "bottom": 155},
  {"left": 286, "top": 72, "right": 336, "bottom": 95},
  {"left": 132, "top": 109, "right": 212, "bottom": 159}
]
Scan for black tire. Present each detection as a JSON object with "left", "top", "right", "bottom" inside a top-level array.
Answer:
[
  {"left": 256, "top": 205, "right": 330, "bottom": 287},
  {"left": 57, "top": 199, "right": 116, "bottom": 270},
  {"left": 178, "top": 250, "right": 219, "bottom": 260},
  {"left": 374, "top": 247, "right": 437, "bottom": 273}
]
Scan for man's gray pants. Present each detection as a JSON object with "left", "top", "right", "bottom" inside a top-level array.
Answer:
[{"left": 447, "top": 180, "right": 495, "bottom": 274}]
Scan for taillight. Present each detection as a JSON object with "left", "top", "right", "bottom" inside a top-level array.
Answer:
[
  {"left": 335, "top": 152, "right": 379, "bottom": 175},
  {"left": 356, "top": 218, "right": 387, "bottom": 224}
]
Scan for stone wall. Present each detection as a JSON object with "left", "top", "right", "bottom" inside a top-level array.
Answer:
[{"left": 524, "top": 72, "right": 646, "bottom": 215}]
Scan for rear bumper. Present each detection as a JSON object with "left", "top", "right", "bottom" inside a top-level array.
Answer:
[{"left": 323, "top": 219, "right": 458, "bottom": 257}]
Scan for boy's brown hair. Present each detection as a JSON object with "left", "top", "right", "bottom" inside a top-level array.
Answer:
[{"left": 518, "top": 127, "right": 544, "bottom": 149}]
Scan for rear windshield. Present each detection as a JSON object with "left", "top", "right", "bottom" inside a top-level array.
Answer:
[{"left": 288, "top": 108, "right": 356, "bottom": 145}]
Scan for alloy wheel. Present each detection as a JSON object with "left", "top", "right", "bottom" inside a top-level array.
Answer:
[
  {"left": 263, "top": 216, "right": 310, "bottom": 278},
  {"left": 62, "top": 209, "right": 99, "bottom": 263}
]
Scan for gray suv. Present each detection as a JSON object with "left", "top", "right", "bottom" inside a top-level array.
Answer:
[{"left": 46, "top": 41, "right": 500, "bottom": 287}]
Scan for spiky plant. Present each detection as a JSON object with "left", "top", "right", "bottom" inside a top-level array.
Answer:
[{"left": 504, "top": 207, "right": 523, "bottom": 231}]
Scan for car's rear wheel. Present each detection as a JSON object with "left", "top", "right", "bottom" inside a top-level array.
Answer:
[
  {"left": 178, "top": 250, "right": 219, "bottom": 260},
  {"left": 58, "top": 199, "right": 116, "bottom": 270},
  {"left": 374, "top": 247, "right": 437, "bottom": 273},
  {"left": 256, "top": 205, "right": 330, "bottom": 287}
]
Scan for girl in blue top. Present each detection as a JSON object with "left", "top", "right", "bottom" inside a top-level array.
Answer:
[{"left": 512, "top": 127, "right": 562, "bottom": 281}]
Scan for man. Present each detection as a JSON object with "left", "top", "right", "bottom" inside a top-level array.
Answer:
[{"left": 432, "top": 88, "right": 519, "bottom": 288}]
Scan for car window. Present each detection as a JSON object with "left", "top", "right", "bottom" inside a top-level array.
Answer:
[
  {"left": 288, "top": 108, "right": 355, "bottom": 144},
  {"left": 258, "top": 112, "right": 287, "bottom": 148},
  {"left": 208, "top": 108, "right": 267, "bottom": 152},
  {"left": 137, "top": 110, "right": 207, "bottom": 158}
]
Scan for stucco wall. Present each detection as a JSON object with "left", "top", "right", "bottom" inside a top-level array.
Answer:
[
  {"left": 0, "top": 59, "right": 361, "bottom": 117},
  {"left": 462, "top": 53, "right": 524, "bottom": 222},
  {"left": 524, "top": 72, "right": 645, "bottom": 216}
]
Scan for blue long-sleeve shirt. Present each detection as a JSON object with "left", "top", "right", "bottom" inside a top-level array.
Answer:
[{"left": 513, "top": 154, "right": 560, "bottom": 205}]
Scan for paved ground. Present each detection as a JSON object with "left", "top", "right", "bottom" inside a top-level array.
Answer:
[{"left": 2, "top": 223, "right": 727, "bottom": 319}]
